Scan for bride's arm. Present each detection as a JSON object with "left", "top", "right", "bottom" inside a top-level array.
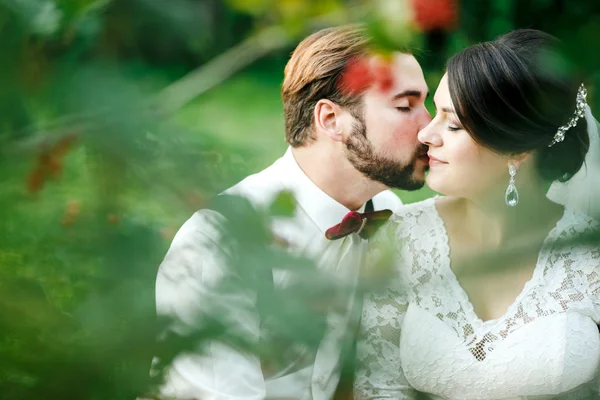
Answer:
[{"left": 354, "top": 289, "right": 416, "bottom": 399}]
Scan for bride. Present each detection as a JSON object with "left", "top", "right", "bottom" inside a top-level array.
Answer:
[{"left": 354, "top": 29, "right": 600, "bottom": 399}]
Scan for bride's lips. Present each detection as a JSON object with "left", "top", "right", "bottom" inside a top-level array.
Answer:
[{"left": 428, "top": 153, "right": 448, "bottom": 166}]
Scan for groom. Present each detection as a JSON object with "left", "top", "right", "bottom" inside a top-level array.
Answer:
[{"left": 154, "top": 25, "right": 431, "bottom": 399}]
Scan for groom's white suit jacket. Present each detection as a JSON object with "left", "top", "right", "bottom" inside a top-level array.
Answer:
[{"left": 155, "top": 148, "right": 403, "bottom": 399}]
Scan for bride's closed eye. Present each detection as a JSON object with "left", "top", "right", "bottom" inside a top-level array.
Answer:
[{"left": 447, "top": 120, "right": 463, "bottom": 131}]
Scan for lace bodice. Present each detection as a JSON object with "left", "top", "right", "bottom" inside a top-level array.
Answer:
[{"left": 356, "top": 198, "right": 600, "bottom": 399}]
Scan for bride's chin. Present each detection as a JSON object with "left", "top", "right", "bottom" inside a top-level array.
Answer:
[{"left": 425, "top": 173, "right": 447, "bottom": 194}]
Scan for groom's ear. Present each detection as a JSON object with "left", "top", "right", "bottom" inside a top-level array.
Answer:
[{"left": 314, "top": 99, "right": 350, "bottom": 143}]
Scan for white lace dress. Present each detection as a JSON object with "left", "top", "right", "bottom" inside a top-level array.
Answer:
[{"left": 355, "top": 198, "right": 600, "bottom": 400}]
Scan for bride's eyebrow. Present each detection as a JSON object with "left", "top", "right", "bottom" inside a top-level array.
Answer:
[{"left": 432, "top": 99, "right": 456, "bottom": 114}]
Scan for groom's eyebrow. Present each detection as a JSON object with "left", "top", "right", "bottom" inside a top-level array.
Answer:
[{"left": 392, "top": 90, "right": 429, "bottom": 100}]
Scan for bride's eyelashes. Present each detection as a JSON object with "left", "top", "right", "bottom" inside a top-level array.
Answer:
[
  {"left": 396, "top": 106, "right": 411, "bottom": 112},
  {"left": 447, "top": 119, "right": 463, "bottom": 131}
]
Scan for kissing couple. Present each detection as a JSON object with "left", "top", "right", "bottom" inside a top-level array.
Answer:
[{"left": 153, "top": 25, "right": 600, "bottom": 400}]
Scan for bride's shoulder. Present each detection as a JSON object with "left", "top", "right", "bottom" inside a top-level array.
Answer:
[
  {"left": 390, "top": 197, "right": 437, "bottom": 221},
  {"left": 383, "top": 197, "right": 440, "bottom": 238},
  {"left": 560, "top": 208, "right": 600, "bottom": 234},
  {"left": 550, "top": 208, "right": 600, "bottom": 268}
]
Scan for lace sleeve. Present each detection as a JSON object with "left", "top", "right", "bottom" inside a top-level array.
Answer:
[
  {"left": 584, "top": 249, "right": 600, "bottom": 322},
  {"left": 354, "top": 221, "right": 417, "bottom": 400},
  {"left": 568, "top": 215, "right": 600, "bottom": 322}
]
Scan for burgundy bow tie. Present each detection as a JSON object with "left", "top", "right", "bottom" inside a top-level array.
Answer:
[{"left": 325, "top": 200, "right": 393, "bottom": 240}]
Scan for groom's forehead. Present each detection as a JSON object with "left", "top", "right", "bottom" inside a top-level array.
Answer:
[
  {"left": 387, "top": 53, "right": 428, "bottom": 92},
  {"left": 389, "top": 53, "right": 425, "bottom": 77}
]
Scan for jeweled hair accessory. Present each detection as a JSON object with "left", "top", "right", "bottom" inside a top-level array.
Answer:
[{"left": 548, "top": 84, "right": 588, "bottom": 147}]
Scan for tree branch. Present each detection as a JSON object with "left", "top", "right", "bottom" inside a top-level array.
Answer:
[{"left": 6, "top": 5, "right": 367, "bottom": 155}]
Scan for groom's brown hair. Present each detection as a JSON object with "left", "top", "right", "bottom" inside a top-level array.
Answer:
[{"left": 282, "top": 25, "right": 370, "bottom": 147}]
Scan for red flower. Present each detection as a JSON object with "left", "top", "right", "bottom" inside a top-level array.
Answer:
[
  {"left": 338, "top": 56, "right": 396, "bottom": 95},
  {"left": 338, "top": 56, "right": 374, "bottom": 95},
  {"left": 410, "top": 0, "right": 458, "bottom": 32},
  {"left": 371, "top": 59, "right": 394, "bottom": 92}
]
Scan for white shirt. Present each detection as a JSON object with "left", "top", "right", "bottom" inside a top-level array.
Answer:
[
  {"left": 155, "top": 148, "right": 403, "bottom": 400},
  {"left": 356, "top": 198, "right": 600, "bottom": 400}
]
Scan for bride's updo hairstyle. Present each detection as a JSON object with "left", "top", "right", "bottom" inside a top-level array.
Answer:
[{"left": 447, "top": 29, "right": 589, "bottom": 183}]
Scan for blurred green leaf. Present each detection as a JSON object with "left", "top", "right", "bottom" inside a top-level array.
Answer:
[
  {"left": 0, "top": 0, "right": 598, "bottom": 398},
  {"left": 269, "top": 190, "right": 296, "bottom": 217}
]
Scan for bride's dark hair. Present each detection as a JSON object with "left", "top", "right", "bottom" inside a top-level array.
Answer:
[{"left": 447, "top": 29, "right": 589, "bottom": 183}]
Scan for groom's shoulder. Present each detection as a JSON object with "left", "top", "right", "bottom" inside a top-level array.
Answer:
[
  {"left": 373, "top": 190, "right": 403, "bottom": 212},
  {"left": 172, "top": 160, "right": 284, "bottom": 245},
  {"left": 221, "top": 157, "right": 286, "bottom": 208}
]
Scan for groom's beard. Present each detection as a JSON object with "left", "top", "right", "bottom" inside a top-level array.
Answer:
[{"left": 344, "top": 119, "right": 428, "bottom": 191}]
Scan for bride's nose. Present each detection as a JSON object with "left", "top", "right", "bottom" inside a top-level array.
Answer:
[{"left": 418, "top": 120, "right": 442, "bottom": 147}]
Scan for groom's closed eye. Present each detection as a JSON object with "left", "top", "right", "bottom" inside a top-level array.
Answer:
[{"left": 393, "top": 90, "right": 429, "bottom": 113}]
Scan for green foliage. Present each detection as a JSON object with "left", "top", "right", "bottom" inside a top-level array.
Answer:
[
  {"left": 0, "top": 0, "right": 598, "bottom": 398},
  {"left": 269, "top": 191, "right": 297, "bottom": 217}
]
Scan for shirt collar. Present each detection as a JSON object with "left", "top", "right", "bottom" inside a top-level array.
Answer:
[{"left": 279, "top": 147, "right": 368, "bottom": 233}]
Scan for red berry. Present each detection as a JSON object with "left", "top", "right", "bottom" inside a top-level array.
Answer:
[
  {"left": 183, "top": 190, "right": 205, "bottom": 210},
  {"left": 39, "top": 153, "right": 62, "bottom": 177},
  {"left": 160, "top": 226, "right": 175, "bottom": 240},
  {"left": 66, "top": 200, "right": 80, "bottom": 217},
  {"left": 411, "top": 0, "right": 458, "bottom": 32},
  {"left": 27, "top": 168, "right": 46, "bottom": 193},
  {"left": 26, "top": 133, "right": 78, "bottom": 194},
  {"left": 107, "top": 214, "right": 119, "bottom": 225},
  {"left": 61, "top": 215, "right": 75, "bottom": 227},
  {"left": 52, "top": 133, "right": 77, "bottom": 157}
]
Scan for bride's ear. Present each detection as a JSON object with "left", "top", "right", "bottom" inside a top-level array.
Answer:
[{"left": 508, "top": 152, "right": 532, "bottom": 169}]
